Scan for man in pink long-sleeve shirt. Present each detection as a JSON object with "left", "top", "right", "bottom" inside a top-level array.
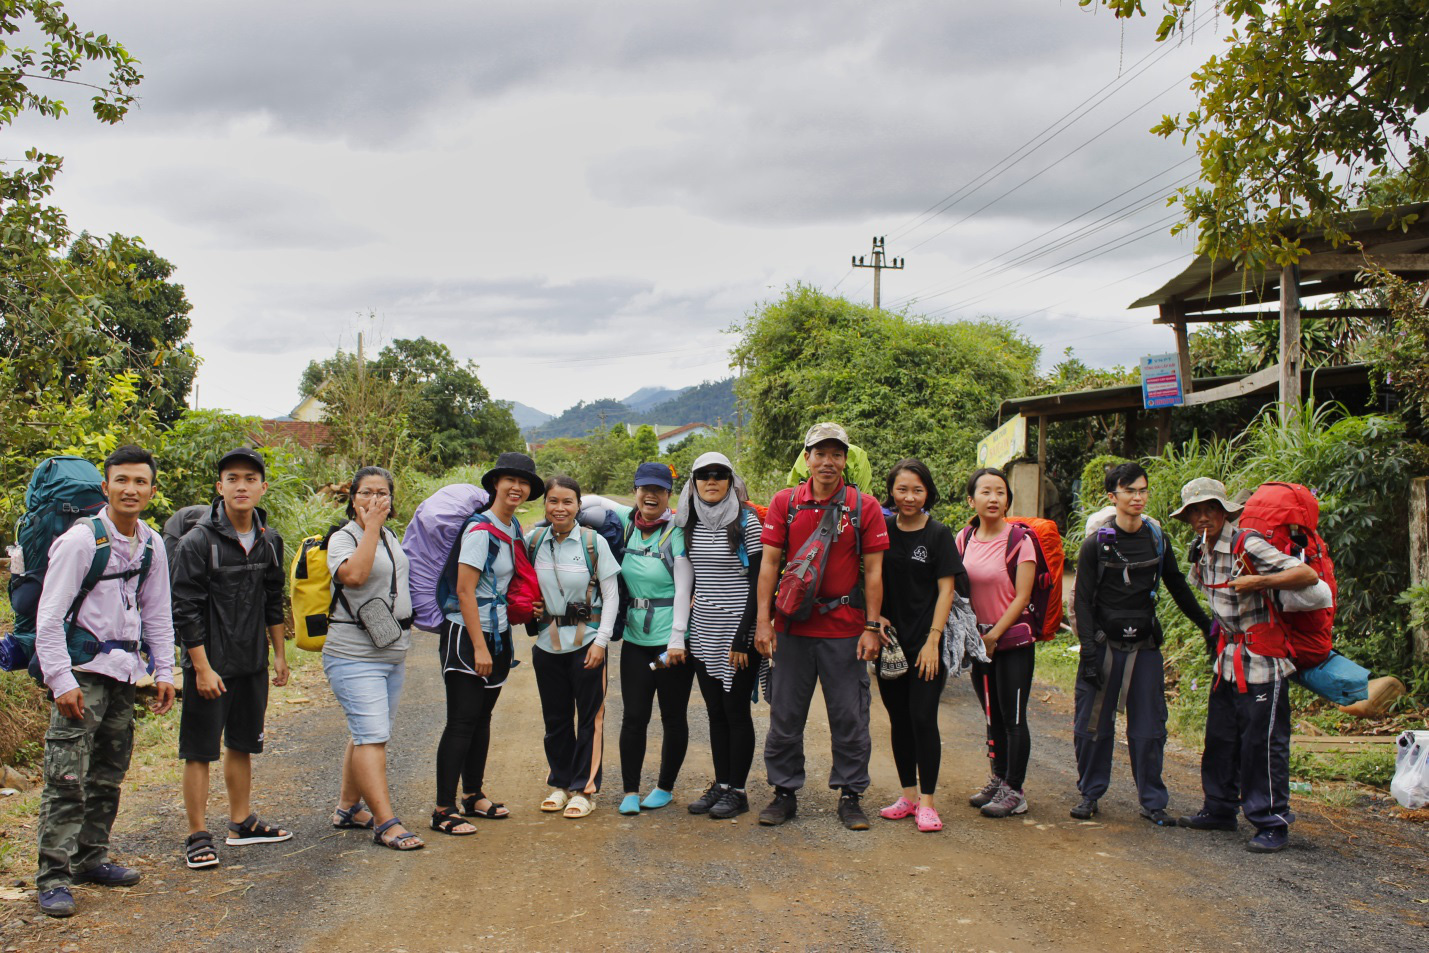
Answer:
[{"left": 34, "top": 445, "right": 176, "bottom": 918}]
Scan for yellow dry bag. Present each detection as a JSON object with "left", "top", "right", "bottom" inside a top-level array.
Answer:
[{"left": 290, "top": 530, "right": 337, "bottom": 652}]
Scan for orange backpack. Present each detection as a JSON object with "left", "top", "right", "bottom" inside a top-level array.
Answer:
[{"left": 957, "top": 516, "right": 1064, "bottom": 641}]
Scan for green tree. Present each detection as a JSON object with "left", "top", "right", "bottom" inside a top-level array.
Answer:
[
  {"left": 731, "top": 285, "right": 1039, "bottom": 509},
  {"left": 632, "top": 424, "right": 660, "bottom": 462},
  {"left": 1085, "top": 0, "right": 1429, "bottom": 265}
]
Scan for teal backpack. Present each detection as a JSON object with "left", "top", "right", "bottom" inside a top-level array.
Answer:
[{"left": 0, "top": 456, "right": 153, "bottom": 680}]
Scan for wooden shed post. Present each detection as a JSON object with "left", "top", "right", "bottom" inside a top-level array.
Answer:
[
  {"left": 1037, "top": 415, "right": 1048, "bottom": 516},
  {"left": 1156, "top": 408, "right": 1172, "bottom": 454},
  {"left": 1161, "top": 302, "right": 1193, "bottom": 396},
  {"left": 1411, "top": 477, "right": 1429, "bottom": 663},
  {"left": 1279, "top": 263, "right": 1302, "bottom": 416}
]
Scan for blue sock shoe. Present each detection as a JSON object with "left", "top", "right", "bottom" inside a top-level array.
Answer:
[
  {"left": 619, "top": 794, "right": 641, "bottom": 815},
  {"left": 641, "top": 788, "right": 673, "bottom": 810}
]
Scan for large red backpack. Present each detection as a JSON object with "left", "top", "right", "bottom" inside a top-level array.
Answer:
[
  {"left": 957, "top": 516, "right": 1064, "bottom": 641},
  {"left": 1232, "top": 482, "right": 1337, "bottom": 668}
]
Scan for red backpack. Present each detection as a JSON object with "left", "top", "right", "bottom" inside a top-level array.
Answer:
[
  {"left": 453, "top": 516, "right": 541, "bottom": 628},
  {"left": 1231, "top": 482, "right": 1337, "bottom": 668},
  {"left": 957, "top": 517, "right": 1064, "bottom": 642}
]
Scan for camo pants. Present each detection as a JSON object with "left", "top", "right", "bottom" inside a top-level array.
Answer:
[{"left": 36, "top": 672, "right": 136, "bottom": 890}]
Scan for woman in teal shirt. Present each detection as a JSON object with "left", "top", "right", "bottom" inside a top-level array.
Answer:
[{"left": 601, "top": 463, "right": 695, "bottom": 816}]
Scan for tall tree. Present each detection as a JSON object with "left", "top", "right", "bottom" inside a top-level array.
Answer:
[{"left": 1086, "top": 0, "right": 1429, "bottom": 266}]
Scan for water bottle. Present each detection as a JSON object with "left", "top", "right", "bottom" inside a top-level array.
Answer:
[
  {"left": 649, "top": 651, "right": 671, "bottom": 671},
  {"left": 6, "top": 544, "right": 22, "bottom": 576}
]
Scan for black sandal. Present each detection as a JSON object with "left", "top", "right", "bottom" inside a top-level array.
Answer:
[
  {"left": 461, "top": 793, "right": 510, "bottom": 819},
  {"left": 332, "top": 801, "right": 375, "bottom": 830},
  {"left": 226, "top": 813, "right": 293, "bottom": 845},
  {"left": 430, "top": 807, "right": 478, "bottom": 836},
  {"left": 373, "top": 818, "right": 424, "bottom": 851},
  {"left": 185, "top": 831, "right": 219, "bottom": 869}
]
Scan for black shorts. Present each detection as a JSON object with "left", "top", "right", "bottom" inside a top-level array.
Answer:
[
  {"left": 178, "top": 668, "right": 269, "bottom": 762},
  {"left": 439, "top": 620, "right": 514, "bottom": 688}
]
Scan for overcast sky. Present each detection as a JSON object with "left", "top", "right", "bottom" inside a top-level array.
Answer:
[{"left": 20, "top": 0, "right": 1229, "bottom": 418}]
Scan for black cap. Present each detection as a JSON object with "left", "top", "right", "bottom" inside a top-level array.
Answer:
[{"left": 217, "top": 447, "right": 266, "bottom": 478}]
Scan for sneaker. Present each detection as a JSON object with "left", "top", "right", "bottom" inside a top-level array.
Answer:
[
  {"left": 708, "top": 789, "right": 750, "bottom": 820},
  {"left": 1141, "top": 808, "right": 1176, "bottom": 827},
  {"left": 38, "top": 886, "right": 76, "bottom": 918},
  {"left": 688, "top": 782, "right": 726, "bottom": 815},
  {"left": 1177, "top": 810, "right": 1238, "bottom": 831},
  {"left": 837, "top": 791, "right": 870, "bottom": 831},
  {"left": 1246, "top": 827, "right": 1289, "bottom": 853},
  {"left": 1070, "top": 796, "right": 1099, "bottom": 820},
  {"left": 981, "top": 786, "right": 1028, "bottom": 818},
  {"left": 758, "top": 787, "right": 798, "bottom": 826},
  {"left": 74, "top": 862, "right": 143, "bottom": 886},
  {"left": 969, "top": 776, "right": 1004, "bottom": 808}
]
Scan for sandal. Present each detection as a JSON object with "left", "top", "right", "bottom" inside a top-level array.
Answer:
[
  {"left": 226, "top": 813, "right": 293, "bottom": 845},
  {"left": 460, "top": 793, "right": 510, "bottom": 819},
  {"left": 184, "top": 831, "right": 219, "bottom": 869},
  {"left": 915, "top": 806, "right": 943, "bottom": 833},
  {"left": 541, "top": 789, "right": 569, "bottom": 813},
  {"left": 563, "top": 794, "right": 594, "bottom": 818},
  {"left": 430, "top": 807, "right": 477, "bottom": 836},
  {"left": 332, "top": 801, "right": 375, "bottom": 830},
  {"left": 374, "top": 818, "right": 424, "bottom": 851},
  {"left": 879, "top": 797, "right": 916, "bottom": 820}
]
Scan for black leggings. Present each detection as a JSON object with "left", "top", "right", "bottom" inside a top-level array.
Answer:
[
  {"left": 693, "top": 655, "right": 759, "bottom": 789},
  {"left": 618, "top": 641, "right": 695, "bottom": 793},
  {"left": 970, "top": 645, "right": 1035, "bottom": 790},
  {"left": 876, "top": 639, "right": 948, "bottom": 794},
  {"left": 435, "top": 670, "right": 503, "bottom": 807}
]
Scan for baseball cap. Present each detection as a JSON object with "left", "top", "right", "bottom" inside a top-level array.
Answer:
[
  {"left": 803, "top": 422, "right": 850, "bottom": 450},
  {"left": 217, "top": 447, "right": 266, "bottom": 478}
]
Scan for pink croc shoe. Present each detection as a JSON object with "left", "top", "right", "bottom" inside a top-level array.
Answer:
[
  {"left": 915, "top": 806, "right": 943, "bottom": 832},
  {"left": 879, "top": 797, "right": 916, "bottom": 820}
]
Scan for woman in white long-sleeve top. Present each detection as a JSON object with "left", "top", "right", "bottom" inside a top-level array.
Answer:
[{"left": 527, "top": 475, "right": 622, "bottom": 819}]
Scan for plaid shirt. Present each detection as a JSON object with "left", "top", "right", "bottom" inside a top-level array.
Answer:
[{"left": 1190, "top": 523, "right": 1303, "bottom": 686}]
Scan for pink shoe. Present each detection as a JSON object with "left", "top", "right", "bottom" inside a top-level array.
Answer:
[
  {"left": 915, "top": 806, "right": 943, "bottom": 832},
  {"left": 879, "top": 797, "right": 916, "bottom": 820}
]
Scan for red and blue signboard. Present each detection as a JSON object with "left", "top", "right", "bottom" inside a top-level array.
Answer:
[{"left": 1141, "top": 352, "right": 1183, "bottom": 409}]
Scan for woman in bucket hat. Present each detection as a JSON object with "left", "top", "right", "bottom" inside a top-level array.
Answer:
[{"left": 431, "top": 452, "right": 542, "bottom": 835}]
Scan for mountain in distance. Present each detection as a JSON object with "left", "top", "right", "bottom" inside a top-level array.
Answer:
[
  {"left": 525, "top": 378, "right": 738, "bottom": 441},
  {"left": 506, "top": 401, "right": 553, "bottom": 429},
  {"left": 622, "top": 386, "right": 686, "bottom": 413}
]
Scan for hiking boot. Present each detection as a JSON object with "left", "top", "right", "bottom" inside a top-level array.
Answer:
[
  {"left": 969, "top": 776, "right": 1004, "bottom": 808},
  {"left": 708, "top": 789, "right": 749, "bottom": 820},
  {"left": 1070, "top": 796, "right": 1098, "bottom": 820},
  {"left": 38, "top": 886, "right": 76, "bottom": 918},
  {"left": 688, "top": 782, "right": 725, "bottom": 815},
  {"left": 981, "top": 786, "right": 1028, "bottom": 818},
  {"left": 1246, "top": 827, "right": 1289, "bottom": 853},
  {"left": 758, "top": 787, "right": 798, "bottom": 826},
  {"left": 1178, "top": 810, "right": 1238, "bottom": 832},
  {"left": 1141, "top": 808, "right": 1176, "bottom": 827},
  {"left": 837, "top": 791, "right": 870, "bottom": 831},
  {"left": 74, "top": 862, "right": 143, "bottom": 887}
]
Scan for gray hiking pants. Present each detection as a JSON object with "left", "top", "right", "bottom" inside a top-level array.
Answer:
[{"left": 763, "top": 633, "right": 871, "bottom": 793}]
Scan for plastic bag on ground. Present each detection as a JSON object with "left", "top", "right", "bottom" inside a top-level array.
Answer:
[{"left": 1390, "top": 730, "right": 1429, "bottom": 809}]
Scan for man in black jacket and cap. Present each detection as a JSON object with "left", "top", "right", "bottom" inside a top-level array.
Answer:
[{"left": 170, "top": 448, "right": 291, "bottom": 871}]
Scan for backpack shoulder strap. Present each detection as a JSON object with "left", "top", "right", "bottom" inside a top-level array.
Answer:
[
  {"left": 66, "top": 518, "right": 114, "bottom": 627},
  {"left": 1003, "top": 523, "right": 1029, "bottom": 585},
  {"left": 581, "top": 527, "right": 598, "bottom": 574},
  {"left": 955, "top": 525, "right": 972, "bottom": 555},
  {"left": 846, "top": 486, "right": 862, "bottom": 556}
]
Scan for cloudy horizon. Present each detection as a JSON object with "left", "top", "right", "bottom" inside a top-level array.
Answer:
[{"left": 18, "top": 1, "right": 1230, "bottom": 419}]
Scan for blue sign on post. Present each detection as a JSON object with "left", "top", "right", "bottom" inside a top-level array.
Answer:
[{"left": 1141, "top": 353, "right": 1183, "bottom": 409}]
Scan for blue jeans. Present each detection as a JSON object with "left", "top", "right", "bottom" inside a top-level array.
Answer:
[{"left": 323, "top": 655, "right": 406, "bottom": 745}]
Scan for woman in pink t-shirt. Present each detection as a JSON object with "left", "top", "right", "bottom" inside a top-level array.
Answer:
[{"left": 958, "top": 467, "right": 1036, "bottom": 819}]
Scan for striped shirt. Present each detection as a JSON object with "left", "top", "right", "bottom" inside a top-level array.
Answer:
[
  {"left": 1191, "top": 523, "right": 1302, "bottom": 685},
  {"left": 685, "top": 508, "right": 763, "bottom": 691}
]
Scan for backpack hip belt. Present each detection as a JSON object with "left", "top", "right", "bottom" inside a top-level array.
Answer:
[
  {"left": 1085, "top": 639, "right": 1148, "bottom": 740},
  {"left": 628, "top": 596, "right": 675, "bottom": 636}
]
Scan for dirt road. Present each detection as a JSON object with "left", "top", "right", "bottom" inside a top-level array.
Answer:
[{"left": 2, "top": 638, "right": 1425, "bottom": 952}]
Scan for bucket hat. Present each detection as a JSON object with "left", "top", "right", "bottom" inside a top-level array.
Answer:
[
  {"left": 1170, "top": 477, "right": 1243, "bottom": 522},
  {"left": 482, "top": 452, "right": 543, "bottom": 501}
]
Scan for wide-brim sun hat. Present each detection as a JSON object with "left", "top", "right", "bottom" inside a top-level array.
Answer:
[
  {"left": 482, "top": 451, "right": 543, "bottom": 501},
  {"left": 1170, "top": 477, "right": 1243, "bottom": 522}
]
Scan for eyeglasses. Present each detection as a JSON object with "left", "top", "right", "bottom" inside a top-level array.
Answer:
[
  {"left": 354, "top": 489, "right": 391, "bottom": 500},
  {"left": 1115, "top": 487, "right": 1150, "bottom": 498},
  {"left": 693, "top": 469, "right": 732, "bottom": 482}
]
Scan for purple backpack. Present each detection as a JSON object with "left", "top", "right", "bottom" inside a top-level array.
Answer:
[{"left": 401, "top": 483, "right": 490, "bottom": 631}]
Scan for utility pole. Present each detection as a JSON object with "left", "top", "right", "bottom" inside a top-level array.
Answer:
[
  {"left": 851, "top": 236, "right": 904, "bottom": 310},
  {"left": 598, "top": 409, "right": 608, "bottom": 431}
]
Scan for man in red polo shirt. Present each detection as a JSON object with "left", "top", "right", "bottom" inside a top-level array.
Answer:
[{"left": 755, "top": 423, "right": 888, "bottom": 830}]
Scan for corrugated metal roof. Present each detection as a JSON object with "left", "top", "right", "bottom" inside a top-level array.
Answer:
[{"left": 1128, "top": 202, "right": 1429, "bottom": 311}]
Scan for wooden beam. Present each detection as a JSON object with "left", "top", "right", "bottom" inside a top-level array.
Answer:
[
  {"left": 1156, "top": 306, "right": 1390, "bottom": 324},
  {"left": 1175, "top": 272, "right": 1365, "bottom": 314},
  {"left": 1298, "top": 251, "right": 1429, "bottom": 273},
  {"left": 1181, "top": 363, "right": 1281, "bottom": 407},
  {"left": 1280, "top": 263, "right": 1302, "bottom": 413}
]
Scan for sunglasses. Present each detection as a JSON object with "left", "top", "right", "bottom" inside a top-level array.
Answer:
[{"left": 693, "top": 469, "right": 732, "bottom": 482}]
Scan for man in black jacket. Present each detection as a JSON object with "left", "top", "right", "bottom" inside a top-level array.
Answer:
[
  {"left": 170, "top": 449, "right": 291, "bottom": 870},
  {"left": 1071, "top": 462, "right": 1211, "bottom": 826}
]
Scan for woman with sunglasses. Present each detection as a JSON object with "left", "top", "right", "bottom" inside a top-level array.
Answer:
[{"left": 672, "top": 451, "right": 764, "bottom": 820}]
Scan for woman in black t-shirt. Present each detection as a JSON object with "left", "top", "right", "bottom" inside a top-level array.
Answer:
[{"left": 876, "top": 458, "right": 965, "bottom": 833}]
